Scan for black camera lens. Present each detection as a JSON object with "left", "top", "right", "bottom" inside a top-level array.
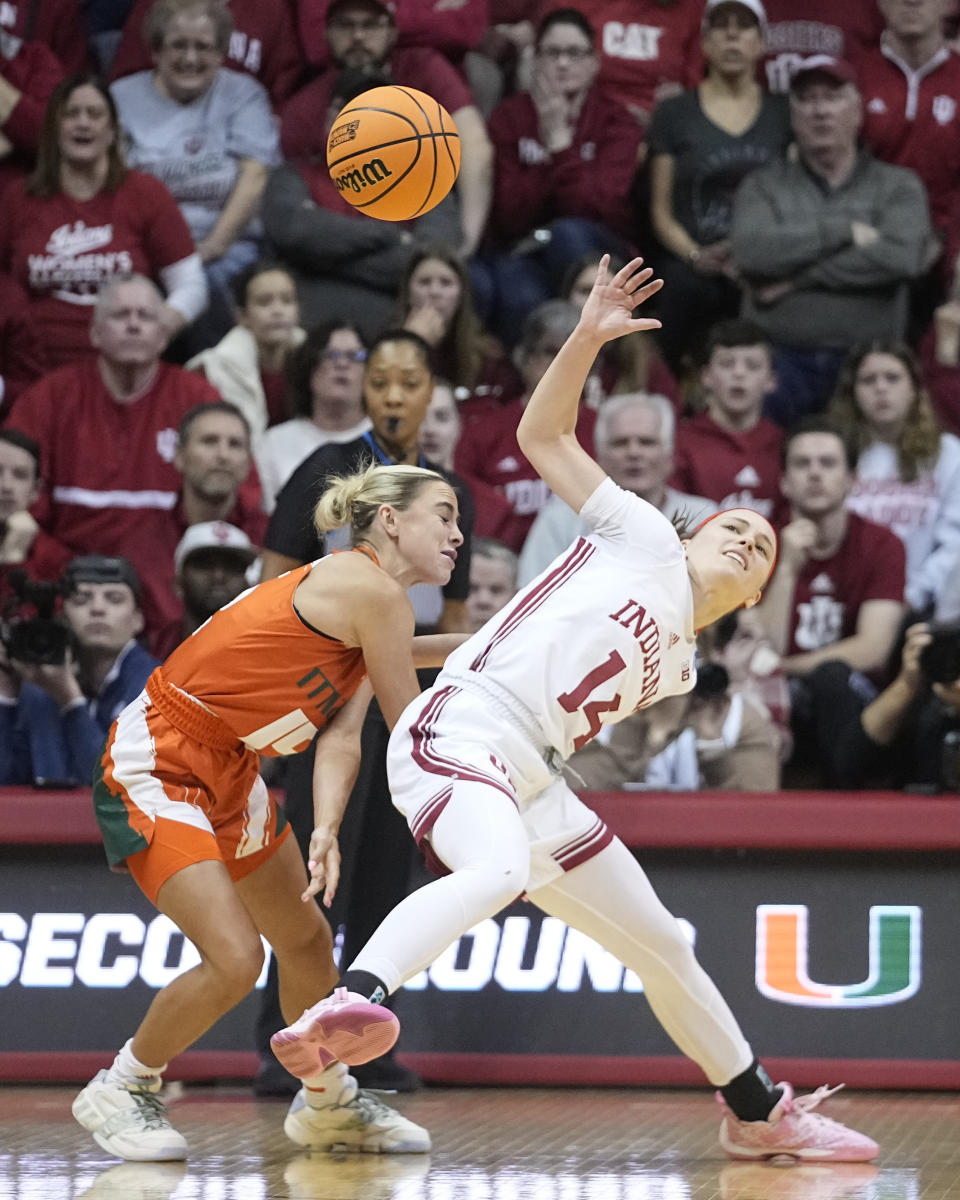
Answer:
[{"left": 919, "top": 621, "right": 960, "bottom": 685}]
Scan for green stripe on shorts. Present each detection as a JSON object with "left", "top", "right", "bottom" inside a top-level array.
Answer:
[{"left": 92, "top": 743, "right": 150, "bottom": 867}]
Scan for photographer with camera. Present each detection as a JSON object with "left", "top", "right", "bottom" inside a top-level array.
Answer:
[
  {"left": 852, "top": 621, "right": 960, "bottom": 793},
  {"left": 0, "top": 556, "right": 158, "bottom": 787}
]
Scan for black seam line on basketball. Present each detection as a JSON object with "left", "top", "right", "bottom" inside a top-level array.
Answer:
[
  {"left": 391, "top": 87, "right": 441, "bottom": 219},
  {"left": 328, "top": 131, "right": 459, "bottom": 172},
  {"left": 435, "top": 99, "right": 458, "bottom": 172}
]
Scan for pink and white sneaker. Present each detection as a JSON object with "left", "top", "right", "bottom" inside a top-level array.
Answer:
[
  {"left": 718, "top": 1083, "right": 879, "bottom": 1163},
  {"left": 271, "top": 988, "right": 400, "bottom": 1078}
]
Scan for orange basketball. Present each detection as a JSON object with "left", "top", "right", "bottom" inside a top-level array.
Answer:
[{"left": 326, "top": 85, "right": 461, "bottom": 222}]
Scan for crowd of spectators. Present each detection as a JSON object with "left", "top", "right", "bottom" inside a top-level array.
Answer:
[{"left": 3, "top": 0, "right": 960, "bottom": 807}]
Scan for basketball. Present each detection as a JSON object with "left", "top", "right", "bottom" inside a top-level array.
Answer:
[{"left": 326, "top": 85, "right": 461, "bottom": 222}]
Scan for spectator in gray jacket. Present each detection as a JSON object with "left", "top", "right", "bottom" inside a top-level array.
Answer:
[
  {"left": 516, "top": 391, "right": 716, "bottom": 586},
  {"left": 731, "top": 55, "right": 936, "bottom": 427}
]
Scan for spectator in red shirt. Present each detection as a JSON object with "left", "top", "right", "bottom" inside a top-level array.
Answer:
[
  {"left": 757, "top": 416, "right": 906, "bottom": 786},
  {"left": 0, "top": 74, "right": 208, "bottom": 369},
  {"left": 547, "top": 0, "right": 703, "bottom": 131},
  {"left": 760, "top": 0, "right": 884, "bottom": 93},
  {"left": 173, "top": 401, "right": 267, "bottom": 546},
  {"left": 671, "top": 318, "right": 783, "bottom": 520},
  {"left": 0, "top": 273, "right": 45, "bottom": 417},
  {"left": 0, "top": 0, "right": 91, "bottom": 75},
  {"left": 279, "top": 0, "right": 493, "bottom": 259},
  {"left": 5, "top": 274, "right": 222, "bottom": 653},
  {"left": 858, "top": 0, "right": 960, "bottom": 256},
  {"left": 477, "top": 7, "right": 641, "bottom": 348},
  {"left": 454, "top": 298, "right": 596, "bottom": 550},
  {"left": 0, "top": 429, "right": 72, "bottom": 603},
  {"left": 110, "top": 0, "right": 304, "bottom": 106},
  {"left": 0, "top": 31, "right": 65, "bottom": 195},
  {"left": 298, "top": 0, "right": 490, "bottom": 72}
]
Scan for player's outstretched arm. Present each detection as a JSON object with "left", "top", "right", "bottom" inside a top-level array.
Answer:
[
  {"left": 305, "top": 679, "right": 374, "bottom": 904},
  {"left": 517, "top": 255, "right": 662, "bottom": 514}
]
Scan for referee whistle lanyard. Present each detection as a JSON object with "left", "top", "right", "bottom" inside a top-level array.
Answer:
[{"left": 362, "top": 431, "right": 427, "bottom": 469}]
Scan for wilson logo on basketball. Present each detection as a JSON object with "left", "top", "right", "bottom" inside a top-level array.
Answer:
[
  {"left": 328, "top": 119, "right": 360, "bottom": 149},
  {"left": 332, "top": 157, "right": 394, "bottom": 195}
]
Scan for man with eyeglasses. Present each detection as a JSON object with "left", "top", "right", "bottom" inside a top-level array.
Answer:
[
  {"left": 276, "top": 0, "right": 493, "bottom": 260},
  {"left": 476, "top": 7, "right": 642, "bottom": 346}
]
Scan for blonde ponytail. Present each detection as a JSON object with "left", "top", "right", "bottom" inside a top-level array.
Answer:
[{"left": 313, "top": 463, "right": 447, "bottom": 541}]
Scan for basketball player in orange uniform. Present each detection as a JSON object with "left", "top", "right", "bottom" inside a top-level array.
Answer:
[{"left": 72, "top": 463, "right": 464, "bottom": 1162}]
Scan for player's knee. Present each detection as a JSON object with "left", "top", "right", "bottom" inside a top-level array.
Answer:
[
  {"left": 208, "top": 935, "right": 265, "bottom": 1000},
  {"left": 642, "top": 917, "right": 697, "bottom": 971},
  {"left": 469, "top": 848, "right": 531, "bottom": 911},
  {"left": 275, "top": 914, "right": 335, "bottom": 970}
]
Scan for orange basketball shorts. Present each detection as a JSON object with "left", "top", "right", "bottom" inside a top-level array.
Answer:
[{"left": 93, "top": 689, "right": 289, "bottom": 905}]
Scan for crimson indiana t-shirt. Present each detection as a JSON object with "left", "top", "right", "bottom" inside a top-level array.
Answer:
[
  {"left": 761, "top": 0, "right": 884, "bottom": 93},
  {"left": 0, "top": 171, "right": 195, "bottom": 368},
  {"left": 670, "top": 413, "right": 784, "bottom": 521},
  {"left": 544, "top": 0, "right": 703, "bottom": 127},
  {"left": 7, "top": 360, "right": 221, "bottom": 650},
  {"left": 454, "top": 399, "right": 597, "bottom": 552},
  {"left": 786, "top": 512, "right": 905, "bottom": 657}
]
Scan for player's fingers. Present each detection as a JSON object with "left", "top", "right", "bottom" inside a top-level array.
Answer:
[
  {"left": 630, "top": 277, "right": 664, "bottom": 304},
  {"left": 629, "top": 318, "right": 663, "bottom": 332},
  {"left": 594, "top": 253, "right": 610, "bottom": 286},
  {"left": 624, "top": 266, "right": 655, "bottom": 292},
  {"left": 612, "top": 256, "right": 645, "bottom": 287},
  {"left": 301, "top": 877, "right": 322, "bottom": 903}
]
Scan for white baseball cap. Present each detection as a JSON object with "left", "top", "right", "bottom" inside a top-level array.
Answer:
[
  {"left": 174, "top": 521, "right": 257, "bottom": 572},
  {"left": 702, "top": 0, "right": 768, "bottom": 34}
]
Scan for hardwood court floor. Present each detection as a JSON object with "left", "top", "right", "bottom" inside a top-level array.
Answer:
[{"left": 1, "top": 1084, "right": 957, "bottom": 1200}]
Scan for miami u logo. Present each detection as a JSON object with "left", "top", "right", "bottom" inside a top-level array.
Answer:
[{"left": 756, "top": 904, "right": 921, "bottom": 1008}]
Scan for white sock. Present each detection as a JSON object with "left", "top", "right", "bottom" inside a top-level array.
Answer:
[
  {"left": 301, "top": 1060, "right": 356, "bottom": 1109},
  {"left": 105, "top": 1038, "right": 166, "bottom": 1091}
]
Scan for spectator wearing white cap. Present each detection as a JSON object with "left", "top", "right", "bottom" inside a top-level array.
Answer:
[
  {"left": 647, "top": 0, "right": 792, "bottom": 374},
  {"left": 173, "top": 521, "right": 258, "bottom": 651}
]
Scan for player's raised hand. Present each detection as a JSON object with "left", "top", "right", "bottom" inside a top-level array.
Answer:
[{"left": 579, "top": 255, "right": 663, "bottom": 344}]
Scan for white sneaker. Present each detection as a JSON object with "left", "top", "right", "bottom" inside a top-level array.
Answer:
[
  {"left": 72, "top": 1070, "right": 188, "bottom": 1162},
  {"left": 284, "top": 1085, "right": 431, "bottom": 1154}
]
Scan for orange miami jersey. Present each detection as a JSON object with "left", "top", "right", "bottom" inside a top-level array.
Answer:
[
  {"left": 93, "top": 562, "right": 370, "bottom": 898},
  {"left": 161, "top": 562, "right": 368, "bottom": 756}
]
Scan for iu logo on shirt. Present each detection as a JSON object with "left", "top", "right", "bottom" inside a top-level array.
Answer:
[
  {"left": 933, "top": 95, "right": 957, "bottom": 127},
  {"left": 794, "top": 594, "right": 843, "bottom": 651},
  {"left": 156, "top": 428, "right": 178, "bottom": 463}
]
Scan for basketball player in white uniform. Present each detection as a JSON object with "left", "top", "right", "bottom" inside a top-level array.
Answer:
[{"left": 273, "top": 258, "right": 879, "bottom": 1164}]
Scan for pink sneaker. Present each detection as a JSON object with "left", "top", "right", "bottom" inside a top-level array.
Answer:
[
  {"left": 718, "top": 1083, "right": 879, "bottom": 1163},
  {"left": 270, "top": 988, "right": 400, "bottom": 1078}
]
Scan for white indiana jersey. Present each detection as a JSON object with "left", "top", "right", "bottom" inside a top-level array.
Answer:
[{"left": 444, "top": 476, "right": 698, "bottom": 759}]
